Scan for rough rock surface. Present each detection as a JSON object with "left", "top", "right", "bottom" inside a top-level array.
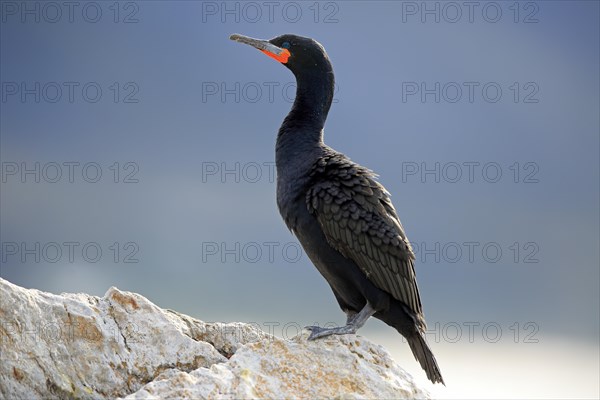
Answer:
[{"left": 0, "top": 278, "right": 430, "bottom": 399}]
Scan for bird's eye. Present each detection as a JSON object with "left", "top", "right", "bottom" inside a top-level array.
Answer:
[{"left": 282, "top": 41, "right": 291, "bottom": 49}]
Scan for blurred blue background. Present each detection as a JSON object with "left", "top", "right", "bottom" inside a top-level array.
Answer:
[{"left": 1, "top": 1, "right": 598, "bottom": 398}]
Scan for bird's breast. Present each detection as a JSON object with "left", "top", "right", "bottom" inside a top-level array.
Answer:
[
  {"left": 276, "top": 178, "right": 305, "bottom": 232},
  {"left": 275, "top": 156, "right": 316, "bottom": 231}
]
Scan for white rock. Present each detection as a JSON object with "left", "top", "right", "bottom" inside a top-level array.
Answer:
[
  {"left": 126, "top": 334, "right": 430, "bottom": 399},
  {"left": 0, "top": 278, "right": 260, "bottom": 398},
  {"left": 0, "top": 278, "right": 430, "bottom": 399}
]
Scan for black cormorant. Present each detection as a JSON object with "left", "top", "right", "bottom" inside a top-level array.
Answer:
[{"left": 230, "top": 33, "right": 444, "bottom": 385}]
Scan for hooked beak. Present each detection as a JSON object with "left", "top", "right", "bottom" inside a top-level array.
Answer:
[{"left": 230, "top": 34, "right": 291, "bottom": 64}]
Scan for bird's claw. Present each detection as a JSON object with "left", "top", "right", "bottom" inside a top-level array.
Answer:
[
  {"left": 304, "top": 325, "right": 333, "bottom": 340},
  {"left": 304, "top": 324, "right": 357, "bottom": 340}
]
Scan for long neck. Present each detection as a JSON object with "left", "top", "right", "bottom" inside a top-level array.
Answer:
[
  {"left": 275, "top": 66, "right": 335, "bottom": 220},
  {"left": 276, "top": 69, "right": 335, "bottom": 151}
]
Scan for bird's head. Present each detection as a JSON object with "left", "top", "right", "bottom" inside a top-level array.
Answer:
[{"left": 229, "top": 33, "right": 332, "bottom": 77}]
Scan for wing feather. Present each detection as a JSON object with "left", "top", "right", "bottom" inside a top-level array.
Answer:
[{"left": 306, "top": 152, "right": 425, "bottom": 327}]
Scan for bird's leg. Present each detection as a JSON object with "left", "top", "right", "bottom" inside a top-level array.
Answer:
[
  {"left": 305, "top": 302, "right": 376, "bottom": 340},
  {"left": 345, "top": 310, "right": 358, "bottom": 325}
]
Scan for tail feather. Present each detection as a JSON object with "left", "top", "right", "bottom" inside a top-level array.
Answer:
[{"left": 407, "top": 333, "right": 445, "bottom": 385}]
